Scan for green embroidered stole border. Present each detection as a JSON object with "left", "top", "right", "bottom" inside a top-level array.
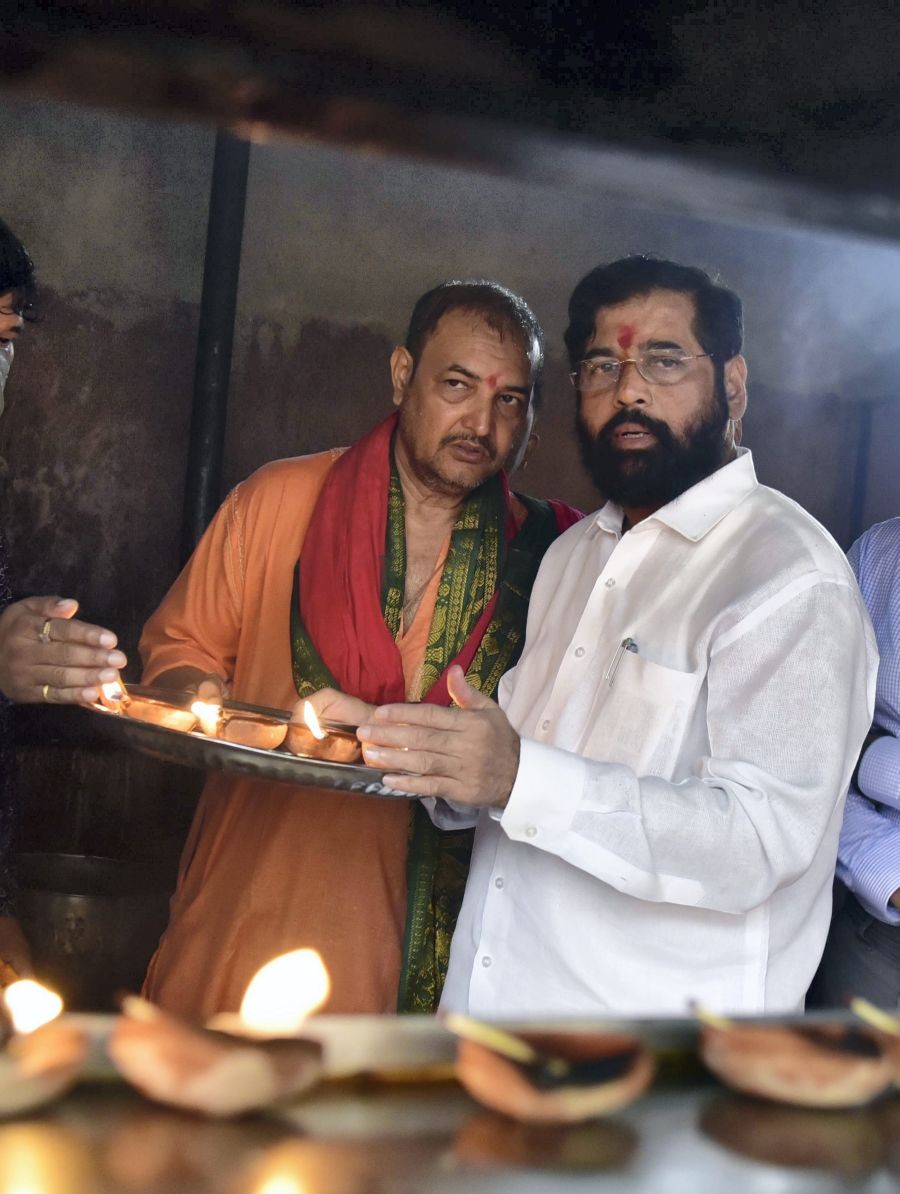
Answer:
[
  {"left": 290, "top": 461, "right": 506, "bottom": 695},
  {"left": 290, "top": 453, "right": 560, "bottom": 1013}
]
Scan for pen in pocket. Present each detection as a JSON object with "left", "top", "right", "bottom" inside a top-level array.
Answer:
[{"left": 604, "top": 637, "right": 639, "bottom": 687}]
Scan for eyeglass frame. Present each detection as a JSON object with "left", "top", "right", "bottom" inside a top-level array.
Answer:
[{"left": 569, "top": 350, "right": 715, "bottom": 393}]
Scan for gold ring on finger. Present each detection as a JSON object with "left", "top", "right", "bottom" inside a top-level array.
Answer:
[
  {"left": 42, "top": 683, "right": 51, "bottom": 702},
  {"left": 39, "top": 618, "right": 53, "bottom": 644}
]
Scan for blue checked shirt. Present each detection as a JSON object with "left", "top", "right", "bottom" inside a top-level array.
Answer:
[{"left": 839, "top": 517, "right": 900, "bottom": 924}]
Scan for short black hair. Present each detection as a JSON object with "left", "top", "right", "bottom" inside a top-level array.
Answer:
[
  {"left": 0, "top": 218, "right": 36, "bottom": 311},
  {"left": 564, "top": 256, "right": 743, "bottom": 370},
  {"left": 404, "top": 279, "right": 545, "bottom": 411}
]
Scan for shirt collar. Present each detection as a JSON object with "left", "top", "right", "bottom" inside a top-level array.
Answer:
[{"left": 591, "top": 448, "right": 758, "bottom": 543}]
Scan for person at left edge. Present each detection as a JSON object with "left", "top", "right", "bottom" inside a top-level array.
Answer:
[
  {"left": 0, "top": 216, "right": 127, "bottom": 976},
  {"left": 139, "top": 279, "right": 581, "bottom": 1018}
]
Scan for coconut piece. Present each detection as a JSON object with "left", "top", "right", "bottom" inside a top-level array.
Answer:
[
  {"left": 284, "top": 722, "right": 362, "bottom": 764},
  {"left": 125, "top": 698, "right": 197, "bottom": 733},
  {"left": 699, "top": 1022, "right": 893, "bottom": 1108},
  {"left": 108, "top": 996, "right": 322, "bottom": 1118},
  {"left": 222, "top": 714, "right": 287, "bottom": 750}
]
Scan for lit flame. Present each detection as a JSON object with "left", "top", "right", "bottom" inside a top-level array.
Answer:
[
  {"left": 3, "top": 980, "right": 63, "bottom": 1034},
  {"left": 98, "top": 679, "right": 129, "bottom": 712},
  {"left": 239, "top": 949, "right": 330, "bottom": 1035},
  {"left": 302, "top": 701, "right": 327, "bottom": 741},
  {"left": 255, "top": 1177, "right": 308, "bottom": 1194},
  {"left": 190, "top": 700, "right": 222, "bottom": 737}
]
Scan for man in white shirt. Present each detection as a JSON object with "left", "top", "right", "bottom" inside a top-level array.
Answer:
[{"left": 325, "top": 256, "right": 877, "bottom": 1017}]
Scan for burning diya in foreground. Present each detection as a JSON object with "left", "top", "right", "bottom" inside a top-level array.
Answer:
[
  {"left": 446, "top": 1015, "right": 654, "bottom": 1124},
  {"left": 696, "top": 1006, "right": 895, "bottom": 1108},
  {"left": 0, "top": 980, "right": 88, "bottom": 1118},
  {"left": 108, "top": 950, "right": 330, "bottom": 1118}
]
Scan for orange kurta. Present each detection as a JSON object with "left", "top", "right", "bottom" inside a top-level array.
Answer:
[{"left": 140, "top": 451, "right": 449, "bottom": 1017}]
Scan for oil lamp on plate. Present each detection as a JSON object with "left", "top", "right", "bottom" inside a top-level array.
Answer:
[
  {"left": 97, "top": 681, "right": 362, "bottom": 764},
  {"left": 284, "top": 702, "right": 362, "bottom": 763}
]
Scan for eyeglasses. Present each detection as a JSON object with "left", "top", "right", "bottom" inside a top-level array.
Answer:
[
  {"left": 570, "top": 351, "right": 714, "bottom": 394},
  {"left": 0, "top": 302, "right": 34, "bottom": 319}
]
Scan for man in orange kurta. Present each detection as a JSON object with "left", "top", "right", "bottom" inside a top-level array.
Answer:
[{"left": 140, "top": 281, "right": 580, "bottom": 1017}]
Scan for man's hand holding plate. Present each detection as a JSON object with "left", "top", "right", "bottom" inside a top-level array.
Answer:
[{"left": 357, "top": 664, "right": 520, "bottom": 807}]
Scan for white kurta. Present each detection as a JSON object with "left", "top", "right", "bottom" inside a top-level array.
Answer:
[{"left": 439, "top": 450, "right": 878, "bottom": 1017}]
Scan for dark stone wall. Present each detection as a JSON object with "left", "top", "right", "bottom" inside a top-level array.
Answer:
[
  {"left": 1, "top": 291, "right": 205, "bottom": 873},
  {"left": 0, "top": 101, "right": 214, "bottom": 881},
  {"left": 224, "top": 317, "right": 397, "bottom": 488},
  {"left": 2, "top": 292, "right": 199, "bottom": 656}
]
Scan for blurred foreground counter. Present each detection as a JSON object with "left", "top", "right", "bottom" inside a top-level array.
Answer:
[{"left": 0, "top": 1077, "right": 896, "bottom": 1194}]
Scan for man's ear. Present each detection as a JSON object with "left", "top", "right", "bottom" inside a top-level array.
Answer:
[
  {"left": 724, "top": 354, "right": 748, "bottom": 421},
  {"left": 390, "top": 346, "right": 413, "bottom": 407},
  {"left": 509, "top": 426, "right": 539, "bottom": 474},
  {"left": 521, "top": 430, "right": 540, "bottom": 470}
]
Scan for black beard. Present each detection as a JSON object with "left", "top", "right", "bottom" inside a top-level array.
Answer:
[{"left": 575, "top": 400, "right": 729, "bottom": 510}]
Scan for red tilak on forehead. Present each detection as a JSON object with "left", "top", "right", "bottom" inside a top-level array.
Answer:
[
  {"left": 616, "top": 325, "right": 635, "bottom": 350},
  {"left": 485, "top": 373, "right": 499, "bottom": 389}
]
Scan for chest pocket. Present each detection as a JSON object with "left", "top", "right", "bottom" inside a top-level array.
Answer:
[{"left": 582, "top": 649, "right": 705, "bottom": 779}]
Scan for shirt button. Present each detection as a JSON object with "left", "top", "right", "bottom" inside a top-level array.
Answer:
[
  {"left": 494, "top": 876, "right": 504, "bottom": 889},
  {"left": 481, "top": 955, "right": 492, "bottom": 968},
  {"left": 574, "top": 646, "right": 585, "bottom": 658},
  {"left": 524, "top": 825, "right": 538, "bottom": 838},
  {"left": 605, "top": 577, "right": 616, "bottom": 589},
  {"left": 541, "top": 719, "right": 550, "bottom": 731}
]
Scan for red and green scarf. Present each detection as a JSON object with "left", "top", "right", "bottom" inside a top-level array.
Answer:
[{"left": 291, "top": 413, "right": 580, "bottom": 1011}]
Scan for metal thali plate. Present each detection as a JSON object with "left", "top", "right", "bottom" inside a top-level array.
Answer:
[{"left": 80, "top": 686, "right": 417, "bottom": 799}]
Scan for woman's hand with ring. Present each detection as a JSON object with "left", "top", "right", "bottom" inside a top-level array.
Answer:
[{"left": 0, "top": 596, "right": 126, "bottom": 704}]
